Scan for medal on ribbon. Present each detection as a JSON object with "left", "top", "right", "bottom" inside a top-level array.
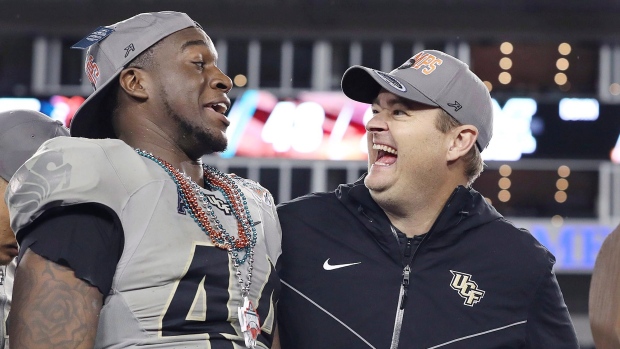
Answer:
[{"left": 238, "top": 296, "right": 261, "bottom": 348}]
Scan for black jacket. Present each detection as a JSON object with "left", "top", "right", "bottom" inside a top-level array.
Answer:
[{"left": 277, "top": 178, "right": 578, "bottom": 349}]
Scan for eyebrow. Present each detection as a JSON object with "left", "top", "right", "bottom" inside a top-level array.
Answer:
[
  {"left": 371, "top": 95, "right": 411, "bottom": 108},
  {"left": 180, "top": 39, "right": 209, "bottom": 52}
]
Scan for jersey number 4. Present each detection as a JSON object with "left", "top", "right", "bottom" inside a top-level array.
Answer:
[{"left": 159, "top": 243, "right": 276, "bottom": 338}]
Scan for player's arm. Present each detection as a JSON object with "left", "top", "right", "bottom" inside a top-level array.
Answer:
[
  {"left": 8, "top": 202, "right": 124, "bottom": 349},
  {"left": 10, "top": 248, "right": 102, "bottom": 349}
]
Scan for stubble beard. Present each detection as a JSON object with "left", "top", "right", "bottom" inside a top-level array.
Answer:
[{"left": 163, "top": 98, "right": 228, "bottom": 155}]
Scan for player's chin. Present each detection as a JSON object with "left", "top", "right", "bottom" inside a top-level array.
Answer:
[
  {"left": 205, "top": 133, "right": 228, "bottom": 153},
  {"left": 214, "top": 132, "right": 228, "bottom": 152}
]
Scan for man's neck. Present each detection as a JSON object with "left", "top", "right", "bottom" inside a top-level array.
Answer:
[
  {"left": 383, "top": 204, "right": 442, "bottom": 238},
  {"left": 372, "top": 184, "right": 458, "bottom": 238},
  {"left": 123, "top": 135, "right": 205, "bottom": 187}
]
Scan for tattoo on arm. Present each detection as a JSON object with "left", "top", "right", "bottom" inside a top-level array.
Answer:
[{"left": 9, "top": 249, "right": 103, "bottom": 349}]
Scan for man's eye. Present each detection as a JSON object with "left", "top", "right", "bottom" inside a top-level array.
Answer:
[
  {"left": 194, "top": 61, "right": 205, "bottom": 69},
  {"left": 371, "top": 109, "right": 379, "bottom": 114},
  {"left": 393, "top": 110, "right": 406, "bottom": 115}
]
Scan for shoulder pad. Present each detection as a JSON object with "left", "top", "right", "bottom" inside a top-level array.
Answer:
[{"left": 7, "top": 138, "right": 151, "bottom": 233}]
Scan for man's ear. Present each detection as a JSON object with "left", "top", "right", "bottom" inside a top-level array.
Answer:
[
  {"left": 447, "top": 125, "right": 478, "bottom": 161},
  {"left": 118, "top": 67, "right": 149, "bottom": 100}
]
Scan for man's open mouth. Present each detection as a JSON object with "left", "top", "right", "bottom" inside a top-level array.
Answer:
[{"left": 373, "top": 143, "right": 397, "bottom": 165}]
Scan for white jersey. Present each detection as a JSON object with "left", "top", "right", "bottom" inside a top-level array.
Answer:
[
  {"left": 0, "top": 259, "right": 15, "bottom": 349},
  {"left": 8, "top": 138, "right": 282, "bottom": 349}
]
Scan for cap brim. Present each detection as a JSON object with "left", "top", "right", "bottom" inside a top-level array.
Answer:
[
  {"left": 341, "top": 66, "right": 437, "bottom": 107},
  {"left": 70, "top": 72, "right": 119, "bottom": 138}
]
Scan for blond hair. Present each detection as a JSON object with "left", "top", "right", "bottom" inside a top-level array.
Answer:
[{"left": 435, "top": 109, "right": 484, "bottom": 187}]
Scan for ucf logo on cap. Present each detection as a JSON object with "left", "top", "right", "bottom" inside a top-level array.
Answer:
[{"left": 398, "top": 51, "right": 443, "bottom": 75}]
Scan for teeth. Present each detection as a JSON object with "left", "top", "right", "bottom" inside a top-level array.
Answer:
[
  {"left": 372, "top": 144, "right": 397, "bottom": 155},
  {"left": 210, "top": 102, "right": 228, "bottom": 114}
]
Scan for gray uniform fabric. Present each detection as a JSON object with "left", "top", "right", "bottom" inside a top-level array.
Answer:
[
  {"left": 0, "top": 109, "right": 69, "bottom": 182},
  {"left": 7, "top": 137, "right": 282, "bottom": 348},
  {"left": 0, "top": 260, "right": 15, "bottom": 349}
]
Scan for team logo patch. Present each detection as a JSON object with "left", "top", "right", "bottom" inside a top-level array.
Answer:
[
  {"left": 450, "top": 270, "right": 485, "bottom": 306},
  {"left": 233, "top": 175, "right": 272, "bottom": 206},
  {"left": 398, "top": 51, "right": 443, "bottom": 75},
  {"left": 177, "top": 193, "right": 232, "bottom": 216},
  {"left": 85, "top": 55, "right": 100, "bottom": 88},
  {"left": 204, "top": 194, "right": 232, "bottom": 215},
  {"left": 374, "top": 70, "right": 406, "bottom": 92},
  {"left": 9, "top": 150, "right": 72, "bottom": 214}
]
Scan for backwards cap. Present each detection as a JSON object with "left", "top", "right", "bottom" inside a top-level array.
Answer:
[
  {"left": 0, "top": 110, "right": 70, "bottom": 181},
  {"left": 341, "top": 50, "right": 494, "bottom": 150},
  {"left": 70, "top": 11, "right": 199, "bottom": 139}
]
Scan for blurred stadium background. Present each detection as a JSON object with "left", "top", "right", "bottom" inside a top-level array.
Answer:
[{"left": 3, "top": 1, "right": 620, "bottom": 347}]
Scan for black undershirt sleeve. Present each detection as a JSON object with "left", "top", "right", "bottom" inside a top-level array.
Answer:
[{"left": 16, "top": 203, "right": 124, "bottom": 297}]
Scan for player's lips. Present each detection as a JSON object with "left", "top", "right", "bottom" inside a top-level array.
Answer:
[
  {"left": 204, "top": 97, "right": 231, "bottom": 115},
  {"left": 204, "top": 97, "right": 231, "bottom": 126}
]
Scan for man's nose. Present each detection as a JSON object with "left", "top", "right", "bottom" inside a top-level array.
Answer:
[{"left": 365, "top": 112, "right": 388, "bottom": 132}]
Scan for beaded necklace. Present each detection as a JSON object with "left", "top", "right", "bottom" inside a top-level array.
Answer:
[
  {"left": 135, "top": 149, "right": 257, "bottom": 264},
  {"left": 136, "top": 149, "right": 261, "bottom": 348}
]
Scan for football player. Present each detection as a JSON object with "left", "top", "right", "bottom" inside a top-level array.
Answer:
[{"left": 7, "top": 12, "right": 281, "bottom": 349}]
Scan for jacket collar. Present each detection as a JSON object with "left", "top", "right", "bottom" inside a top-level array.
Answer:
[{"left": 336, "top": 174, "right": 502, "bottom": 246}]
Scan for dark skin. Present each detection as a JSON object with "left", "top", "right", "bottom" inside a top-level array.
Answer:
[
  {"left": 114, "top": 27, "right": 232, "bottom": 185},
  {"left": 9, "top": 27, "right": 234, "bottom": 348},
  {"left": 10, "top": 251, "right": 102, "bottom": 349}
]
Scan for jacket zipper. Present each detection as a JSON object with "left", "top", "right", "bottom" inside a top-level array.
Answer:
[
  {"left": 360, "top": 188, "right": 461, "bottom": 349},
  {"left": 390, "top": 236, "right": 413, "bottom": 349}
]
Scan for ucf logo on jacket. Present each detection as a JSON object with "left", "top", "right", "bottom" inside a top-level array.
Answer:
[{"left": 277, "top": 178, "right": 579, "bottom": 349}]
